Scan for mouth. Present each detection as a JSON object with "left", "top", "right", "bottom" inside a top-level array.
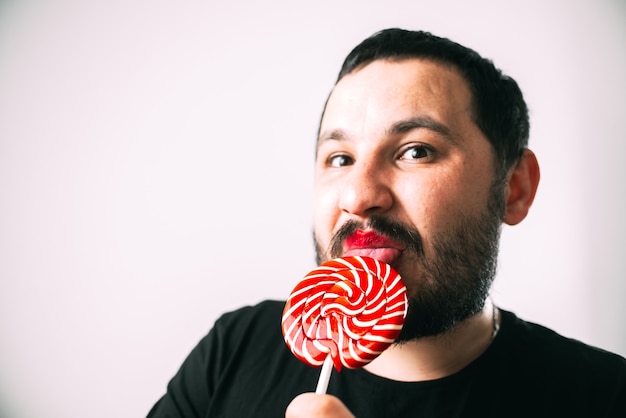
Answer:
[{"left": 343, "top": 230, "right": 404, "bottom": 265}]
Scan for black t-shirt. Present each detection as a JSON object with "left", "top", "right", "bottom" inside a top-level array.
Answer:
[{"left": 147, "top": 300, "right": 626, "bottom": 417}]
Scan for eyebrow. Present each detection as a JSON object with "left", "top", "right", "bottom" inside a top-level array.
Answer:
[
  {"left": 387, "top": 116, "right": 453, "bottom": 140},
  {"left": 317, "top": 115, "right": 455, "bottom": 145}
]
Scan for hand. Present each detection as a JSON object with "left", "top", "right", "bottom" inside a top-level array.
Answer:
[{"left": 286, "top": 393, "right": 355, "bottom": 418}]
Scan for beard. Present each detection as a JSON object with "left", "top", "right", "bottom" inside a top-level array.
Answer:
[{"left": 313, "top": 176, "right": 506, "bottom": 342}]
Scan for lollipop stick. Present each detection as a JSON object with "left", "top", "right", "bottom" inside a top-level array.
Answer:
[{"left": 315, "top": 355, "right": 333, "bottom": 394}]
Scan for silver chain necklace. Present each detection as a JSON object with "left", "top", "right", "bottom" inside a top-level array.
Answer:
[{"left": 491, "top": 304, "right": 501, "bottom": 342}]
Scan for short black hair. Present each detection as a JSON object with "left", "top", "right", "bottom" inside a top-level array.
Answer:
[{"left": 332, "top": 28, "right": 529, "bottom": 175}]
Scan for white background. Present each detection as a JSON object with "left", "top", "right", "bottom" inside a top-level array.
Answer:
[{"left": 0, "top": 1, "right": 624, "bottom": 417}]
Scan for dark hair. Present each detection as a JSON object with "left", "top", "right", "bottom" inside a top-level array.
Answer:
[{"left": 333, "top": 28, "right": 529, "bottom": 175}]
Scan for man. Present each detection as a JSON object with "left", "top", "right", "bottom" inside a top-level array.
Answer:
[{"left": 147, "top": 29, "right": 626, "bottom": 417}]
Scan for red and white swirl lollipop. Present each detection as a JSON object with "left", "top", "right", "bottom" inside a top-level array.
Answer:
[{"left": 282, "top": 256, "right": 407, "bottom": 392}]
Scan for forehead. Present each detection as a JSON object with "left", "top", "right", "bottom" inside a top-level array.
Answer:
[{"left": 320, "top": 58, "right": 475, "bottom": 138}]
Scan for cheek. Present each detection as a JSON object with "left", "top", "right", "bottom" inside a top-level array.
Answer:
[
  {"left": 312, "top": 184, "right": 338, "bottom": 241},
  {"left": 428, "top": 177, "right": 491, "bottom": 224},
  {"left": 405, "top": 173, "right": 484, "bottom": 232}
]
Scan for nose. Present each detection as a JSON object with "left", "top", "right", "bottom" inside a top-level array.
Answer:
[{"left": 338, "top": 161, "right": 393, "bottom": 218}]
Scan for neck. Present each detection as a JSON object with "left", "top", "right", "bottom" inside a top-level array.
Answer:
[{"left": 364, "top": 300, "right": 499, "bottom": 382}]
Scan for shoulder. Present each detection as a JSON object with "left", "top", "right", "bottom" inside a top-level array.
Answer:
[
  {"left": 190, "top": 299, "right": 298, "bottom": 381},
  {"left": 492, "top": 309, "right": 626, "bottom": 413},
  {"left": 497, "top": 309, "right": 626, "bottom": 370},
  {"left": 215, "top": 299, "right": 285, "bottom": 328},
  {"left": 147, "top": 300, "right": 310, "bottom": 417},
  {"left": 209, "top": 300, "right": 286, "bottom": 345}
]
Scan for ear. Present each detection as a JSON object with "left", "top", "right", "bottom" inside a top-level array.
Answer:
[{"left": 504, "top": 149, "right": 540, "bottom": 225}]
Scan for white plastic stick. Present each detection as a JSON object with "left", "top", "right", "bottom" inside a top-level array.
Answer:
[{"left": 315, "top": 355, "right": 333, "bottom": 394}]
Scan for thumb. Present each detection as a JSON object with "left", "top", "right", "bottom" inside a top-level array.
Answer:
[{"left": 286, "top": 393, "right": 355, "bottom": 418}]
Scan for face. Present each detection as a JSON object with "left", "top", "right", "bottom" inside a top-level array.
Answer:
[{"left": 313, "top": 59, "right": 506, "bottom": 340}]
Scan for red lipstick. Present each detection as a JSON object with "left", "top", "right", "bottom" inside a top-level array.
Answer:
[
  {"left": 343, "top": 230, "right": 403, "bottom": 265},
  {"left": 345, "top": 230, "right": 399, "bottom": 248}
]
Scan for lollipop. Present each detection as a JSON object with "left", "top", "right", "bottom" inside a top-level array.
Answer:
[{"left": 282, "top": 256, "right": 407, "bottom": 393}]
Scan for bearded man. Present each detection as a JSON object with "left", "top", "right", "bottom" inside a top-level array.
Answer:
[{"left": 148, "top": 29, "right": 626, "bottom": 418}]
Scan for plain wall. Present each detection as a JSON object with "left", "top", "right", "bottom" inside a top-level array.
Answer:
[{"left": 0, "top": 0, "right": 624, "bottom": 417}]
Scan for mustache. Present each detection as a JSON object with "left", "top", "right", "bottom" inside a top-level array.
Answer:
[{"left": 329, "top": 216, "right": 425, "bottom": 260}]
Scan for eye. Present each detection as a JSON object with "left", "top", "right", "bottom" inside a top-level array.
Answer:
[
  {"left": 327, "top": 153, "right": 354, "bottom": 168},
  {"left": 399, "top": 144, "right": 434, "bottom": 162}
]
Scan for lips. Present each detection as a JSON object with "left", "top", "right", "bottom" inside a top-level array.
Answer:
[{"left": 343, "top": 230, "right": 403, "bottom": 265}]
